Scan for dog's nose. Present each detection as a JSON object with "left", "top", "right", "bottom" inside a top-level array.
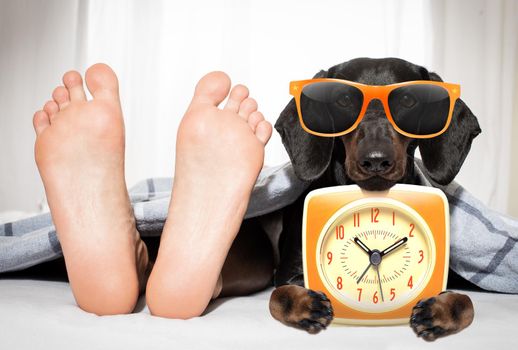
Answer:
[{"left": 359, "top": 151, "right": 394, "bottom": 174}]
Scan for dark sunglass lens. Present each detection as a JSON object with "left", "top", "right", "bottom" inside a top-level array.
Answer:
[
  {"left": 299, "top": 82, "right": 363, "bottom": 134},
  {"left": 388, "top": 84, "right": 450, "bottom": 136}
]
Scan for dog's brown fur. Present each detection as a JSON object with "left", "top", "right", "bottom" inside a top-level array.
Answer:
[
  {"left": 269, "top": 285, "right": 333, "bottom": 334},
  {"left": 410, "top": 291, "right": 474, "bottom": 341}
]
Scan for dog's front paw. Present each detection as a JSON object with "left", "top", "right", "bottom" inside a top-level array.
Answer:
[
  {"left": 269, "top": 285, "right": 334, "bottom": 334},
  {"left": 410, "top": 291, "right": 474, "bottom": 341}
]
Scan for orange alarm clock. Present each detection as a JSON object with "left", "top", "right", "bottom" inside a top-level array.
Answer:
[{"left": 302, "top": 184, "right": 449, "bottom": 325}]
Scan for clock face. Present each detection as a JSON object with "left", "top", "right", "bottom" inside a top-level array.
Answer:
[{"left": 316, "top": 197, "right": 436, "bottom": 313}]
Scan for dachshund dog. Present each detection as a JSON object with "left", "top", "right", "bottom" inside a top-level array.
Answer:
[{"left": 267, "top": 57, "right": 480, "bottom": 341}]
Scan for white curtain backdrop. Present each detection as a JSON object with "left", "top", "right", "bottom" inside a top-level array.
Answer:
[
  {"left": 81, "top": 0, "right": 430, "bottom": 187},
  {"left": 426, "top": 0, "right": 518, "bottom": 214},
  {"left": 0, "top": 0, "right": 517, "bottom": 216}
]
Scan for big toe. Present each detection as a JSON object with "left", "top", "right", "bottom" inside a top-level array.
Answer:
[
  {"left": 85, "top": 63, "right": 120, "bottom": 101},
  {"left": 190, "top": 71, "right": 231, "bottom": 107}
]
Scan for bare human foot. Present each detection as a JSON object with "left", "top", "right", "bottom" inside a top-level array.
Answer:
[
  {"left": 33, "top": 64, "right": 149, "bottom": 315},
  {"left": 146, "top": 72, "right": 272, "bottom": 318}
]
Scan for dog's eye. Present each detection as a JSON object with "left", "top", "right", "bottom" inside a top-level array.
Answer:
[
  {"left": 336, "top": 94, "right": 353, "bottom": 108},
  {"left": 400, "top": 94, "right": 417, "bottom": 108}
]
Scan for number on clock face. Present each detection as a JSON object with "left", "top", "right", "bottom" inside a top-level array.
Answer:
[{"left": 317, "top": 199, "right": 435, "bottom": 313}]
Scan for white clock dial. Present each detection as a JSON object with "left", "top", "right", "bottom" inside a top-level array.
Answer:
[{"left": 316, "top": 198, "right": 436, "bottom": 313}]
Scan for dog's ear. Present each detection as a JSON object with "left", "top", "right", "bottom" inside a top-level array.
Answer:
[
  {"left": 417, "top": 70, "right": 482, "bottom": 184},
  {"left": 274, "top": 70, "right": 334, "bottom": 181}
]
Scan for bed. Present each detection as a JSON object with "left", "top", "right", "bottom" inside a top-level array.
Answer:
[
  {"left": 0, "top": 263, "right": 517, "bottom": 349},
  {"left": 2, "top": 162, "right": 518, "bottom": 349}
]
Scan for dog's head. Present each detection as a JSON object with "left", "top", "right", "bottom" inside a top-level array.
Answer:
[{"left": 275, "top": 57, "right": 481, "bottom": 190}]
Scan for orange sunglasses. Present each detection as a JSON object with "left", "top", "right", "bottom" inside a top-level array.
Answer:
[{"left": 290, "top": 79, "right": 460, "bottom": 139}]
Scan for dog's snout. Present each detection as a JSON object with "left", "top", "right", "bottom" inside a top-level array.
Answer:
[{"left": 359, "top": 151, "right": 394, "bottom": 174}]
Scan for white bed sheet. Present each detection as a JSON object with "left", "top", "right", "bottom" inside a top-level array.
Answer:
[{"left": 0, "top": 279, "right": 517, "bottom": 349}]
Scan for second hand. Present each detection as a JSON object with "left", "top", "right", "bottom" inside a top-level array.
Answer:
[
  {"left": 356, "top": 262, "right": 372, "bottom": 284},
  {"left": 375, "top": 265, "right": 384, "bottom": 302}
]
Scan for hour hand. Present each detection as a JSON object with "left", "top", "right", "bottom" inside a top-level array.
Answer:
[{"left": 354, "top": 237, "right": 372, "bottom": 255}]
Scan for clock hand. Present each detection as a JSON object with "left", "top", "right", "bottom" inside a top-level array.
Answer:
[
  {"left": 354, "top": 237, "right": 372, "bottom": 255},
  {"left": 375, "top": 265, "right": 384, "bottom": 302},
  {"left": 380, "top": 237, "right": 408, "bottom": 257},
  {"left": 356, "top": 262, "right": 372, "bottom": 284}
]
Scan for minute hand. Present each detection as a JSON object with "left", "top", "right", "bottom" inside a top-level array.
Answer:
[{"left": 380, "top": 237, "right": 408, "bottom": 257}]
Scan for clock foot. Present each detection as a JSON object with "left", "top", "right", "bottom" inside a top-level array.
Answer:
[
  {"left": 269, "top": 285, "right": 334, "bottom": 334},
  {"left": 410, "top": 291, "right": 474, "bottom": 341}
]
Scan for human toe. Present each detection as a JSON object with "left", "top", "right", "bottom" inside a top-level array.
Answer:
[
  {"left": 224, "top": 84, "right": 249, "bottom": 112},
  {"left": 85, "top": 63, "right": 120, "bottom": 101},
  {"left": 52, "top": 86, "right": 70, "bottom": 109},
  {"left": 63, "top": 70, "right": 87, "bottom": 102},
  {"left": 43, "top": 100, "right": 59, "bottom": 120},
  {"left": 238, "top": 97, "right": 258, "bottom": 120},
  {"left": 33, "top": 110, "right": 50, "bottom": 135},
  {"left": 255, "top": 120, "right": 272, "bottom": 145},
  {"left": 248, "top": 111, "right": 264, "bottom": 132},
  {"left": 190, "top": 71, "right": 231, "bottom": 107}
]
